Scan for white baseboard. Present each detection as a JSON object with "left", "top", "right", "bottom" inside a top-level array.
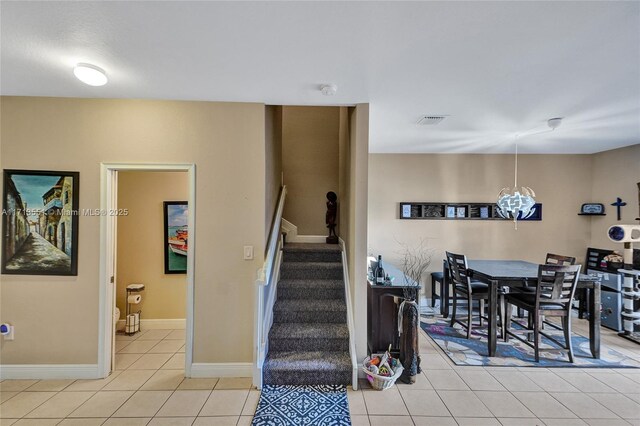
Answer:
[
  {"left": 116, "top": 318, "right": 185, "bottom": 330},
  {"left": 190, "top": 362, "right": 253, "bottom": 378},
  {"left": 0, "top": 364, "right": 101, "bottom": 380}
]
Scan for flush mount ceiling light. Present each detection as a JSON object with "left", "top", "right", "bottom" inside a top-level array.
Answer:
[
  {"left": 320, "top": 84, "right": 337, "bottom": 96},
  {"left": 73, "top": 63, "right": 108, "bottom": 86},
  {"left": 547, "top": 117, "right": 563, "bottom": 130}
]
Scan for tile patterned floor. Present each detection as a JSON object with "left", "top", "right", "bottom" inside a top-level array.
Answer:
[{"left": 1, "top": 315, "right": 639, "bottom": 425}]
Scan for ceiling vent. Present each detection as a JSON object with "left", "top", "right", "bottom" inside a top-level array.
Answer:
[{"left": 417, "top": 115, "right": 448, "bottom": 125}]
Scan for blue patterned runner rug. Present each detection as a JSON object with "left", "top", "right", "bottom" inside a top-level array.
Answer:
[{"left": 252, "top": 384, "right": 351, "bottom": 426}]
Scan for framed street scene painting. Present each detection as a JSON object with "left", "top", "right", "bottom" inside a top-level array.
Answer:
[
  {"left": 2, "top": 169, "right": 79, "bottom": 275},
  {"left": 164, "top": 201, "right": 188, "bottom": 274}
]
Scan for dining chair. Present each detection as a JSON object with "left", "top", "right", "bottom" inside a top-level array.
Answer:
[
  {"left": 446, "top": 251, "right": 497, "bottom": 339},
  {"left": 517, "top": 253, "right": 577, "bottom": 318},
  {"left": 503, "top": 263, "right": 582, "bottom": 362},
  {"left": 545, "top": 253, "right": 576, "bottom": 266},
  {"left": 431, "top": 259, "right": 455, "bottom": 316}
]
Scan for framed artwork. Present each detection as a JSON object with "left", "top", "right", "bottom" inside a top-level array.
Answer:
[
  {"left": 401, "top": 204, "right": 411, "bottom": 218},
  {"left": 446, "top": 206, "right": 456, "bottom": 218},
  {"left": 163, "top": 201, "right": 188, "bottom": 274},
  {"left": 2, "top": 169, "right": 79, "bottom": 275}
]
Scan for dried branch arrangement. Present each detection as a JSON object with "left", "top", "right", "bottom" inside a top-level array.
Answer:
[{"left": 396, "top": 238, "right": 434, "bottom": 301}]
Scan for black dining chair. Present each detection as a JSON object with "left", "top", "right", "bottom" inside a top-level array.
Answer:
[
  {"left": 446, "top": 251, "right": 499, "bottom": 339},
  {"left": 545, "top": 253, "right": 576, "bottom": 266},
  {"left": 503, "top": 263, "right": 582, "bottom": 362},
  {"left": 516, "top": 253, "right": 577, "bottom": 317}
]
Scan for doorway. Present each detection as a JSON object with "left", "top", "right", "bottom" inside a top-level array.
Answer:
[{"left": 99, "top": 163, "right": 196, "bottom": 378}]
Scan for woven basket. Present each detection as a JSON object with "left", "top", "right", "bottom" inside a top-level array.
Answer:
[{"left": 362, "top": 356, "right": 404, "bottom": 390}]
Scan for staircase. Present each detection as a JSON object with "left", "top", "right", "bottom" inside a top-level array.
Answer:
[{"left": 263, "top": 243, "right": 352, "bottom": 386}]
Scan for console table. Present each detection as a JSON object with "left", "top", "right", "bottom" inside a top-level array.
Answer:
[{"left": 367, "top": 262, "right": 420, "bottom": 355}]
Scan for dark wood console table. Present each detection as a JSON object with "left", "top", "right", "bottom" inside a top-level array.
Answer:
[{"left": 367, "top": 262, "right": 420, "bottom": 355}]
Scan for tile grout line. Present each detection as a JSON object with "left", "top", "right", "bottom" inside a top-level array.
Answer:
[
  {"left": 470, "top": 389, "right": 535, "bottom": 419},
  {"left": 104, "top": 335, "right": 182, "bottom": 424},
  {"left": 14, "top": 387, "right": 61, "bottom": 420},
  {"left": 421, "top": 369, "right": 457, "bottom": 420},
  {"left": 544, "top": 388, "right": 624, "bottom": 421},
  {"left": 192, "top": 388, "right": 215, "bottom": 423},
  {"left": 237, "top": 387, "right": 254, "bottom": 425}
]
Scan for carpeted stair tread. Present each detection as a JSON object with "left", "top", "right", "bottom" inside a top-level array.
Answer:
[
  {"left": 274, "top": 299, "right": 346, "bottom": 313},
  {"left": 270, "top": 323, "right": 349, "bottom": 340},
  {"left": 280, "top": 262, "right": 343, "bottom": 279},
  {"left": 269, "top": 323, "right": 349, "bottom": 351},
  {"left": 273, "top": 299, "right": 347, "bottom": 323},
  {"left": 282, "top": 243, "right": 342, "bottom": 262},
  {"left": 277, "top": 279, "right": 345, "bottom": 300},
  {"left": 280, "top": 262, "right": 343, "bottom": 270},
  {"left": 278, "top": 279, "right": 344, "bottom": 290},
  {"left": 263, "top": 351, "right": 352, "bottom": 385},
  {"left": 283, "top": 243, "right": 341, "bottom": 252}
]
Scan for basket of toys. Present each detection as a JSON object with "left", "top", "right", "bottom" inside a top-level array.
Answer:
[{"left": 362, "top": 351, "right": 404, "bottom": 390}]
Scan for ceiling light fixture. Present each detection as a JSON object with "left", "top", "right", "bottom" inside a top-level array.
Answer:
[
  {"left": 73, "top": 63, "right": 108, "bottom": 86},
  {"left": 547, "top": 117, "right": 563, "bottom": 130},
  {"left": 496, "top": 116, "right": 564, "bottom": 228},
  {"left": 497, "top": 135, "right": 536, "bottom": 229},
  {"left": 320, "top": 84, "right": 337, "bottom": 96}
]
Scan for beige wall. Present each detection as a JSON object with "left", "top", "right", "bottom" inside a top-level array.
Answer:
[
  {"left": 347, "top": 104, "right": 369, "bottom": 361},
  {"left": 368, "top": 153, "right": 594, "bottom": 282},
  {"left": 265, "top": 106, "right": 283, "bottom": 244},
  {"left": 282, "top": 106, "right": 340, "bottom": 235},
  {"left": 0, "top": 97, "right": 266, "bottom": 366},
  {"left": 589, "top": 144, "right": 640, "bottom": 250},
  {"left": 116, "top": 171, "right": 188, "bottom": 321},
  {"left": 338, "top": 107, "right": 351, "bottom": 249}
]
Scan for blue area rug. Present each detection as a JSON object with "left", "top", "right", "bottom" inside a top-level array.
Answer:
[
  {"left": 421, "top": 317, "right": 640, "bottom": 368},
  {"left": 252, "top": 384, "right": 351, "bottom": 426}
]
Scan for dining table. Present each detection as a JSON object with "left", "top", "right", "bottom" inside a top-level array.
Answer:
[{"left": 459, "top": 259, "right": 602, "bottom": 359}]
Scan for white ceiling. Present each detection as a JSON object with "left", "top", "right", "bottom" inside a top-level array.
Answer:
[{"left": 2, "top": 1, "right": 639, "bottom": 154}]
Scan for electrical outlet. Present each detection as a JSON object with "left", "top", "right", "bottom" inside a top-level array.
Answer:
[{"left": 243, "top": 245, "right": 254, "bottom": 260}]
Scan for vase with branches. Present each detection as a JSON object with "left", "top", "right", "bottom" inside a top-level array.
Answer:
[
  {"left": 397, "top": 237, "right": 434, "bottom": 301},
  {"left": 395, "top": 237, "right": 433, "bottom": 384}
]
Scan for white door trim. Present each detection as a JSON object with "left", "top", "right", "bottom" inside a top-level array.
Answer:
[{"left": 99, "top": 163, "right": 196, "bottom": 378}]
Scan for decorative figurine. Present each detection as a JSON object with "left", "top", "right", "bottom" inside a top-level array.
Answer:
[
  {"left": 326, "top": 191, "right": 338, "bottom": 244},
  {"left": 611, "top": 197, "right": 627, "bottom": 221}
]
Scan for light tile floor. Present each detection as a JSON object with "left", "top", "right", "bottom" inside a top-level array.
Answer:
[{"left": 1, "top": 315, "right": 639, "bottom": 425}]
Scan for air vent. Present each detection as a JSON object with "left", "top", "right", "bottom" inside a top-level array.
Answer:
[{"left": 417, "top": 115, "right": 448, "bottom": 125}]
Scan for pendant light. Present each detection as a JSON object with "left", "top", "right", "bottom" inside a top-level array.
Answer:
[
  {"left": 496, "top": 117, "right": 562, "bottom": 229},
  {"left": 496, "top": 136, "right": 536, "bottom": 229}
]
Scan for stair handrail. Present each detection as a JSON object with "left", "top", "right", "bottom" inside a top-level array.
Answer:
[
  {"left": 254, "top": 185, "right": 287, "bottom": 389},
  {"left": 339, "top": 238, "right": 359, "bottom": 390}
]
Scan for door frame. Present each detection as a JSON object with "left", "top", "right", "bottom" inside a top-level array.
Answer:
[{"left": 98, "top": 163, "right": 196, "bottom": 378}]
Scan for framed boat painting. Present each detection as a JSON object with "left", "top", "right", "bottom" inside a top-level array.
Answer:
[
  {"left": 163, "top": 201, "right": 188, "bottom": 274},
  {"left": 2, "top": 169, "right": 79, "bottom": 275}
]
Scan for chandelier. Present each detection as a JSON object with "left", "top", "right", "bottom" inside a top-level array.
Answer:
[
  {"left": 496, "top": 118, "right": 562, "bottom": 229},
  {"left": 496, "top": 137, "right": 536, "bottom": 229}
]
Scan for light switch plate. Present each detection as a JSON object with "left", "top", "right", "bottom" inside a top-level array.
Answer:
[{"left": 244, "top": 245, "right": 254, "bottom": 260}]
